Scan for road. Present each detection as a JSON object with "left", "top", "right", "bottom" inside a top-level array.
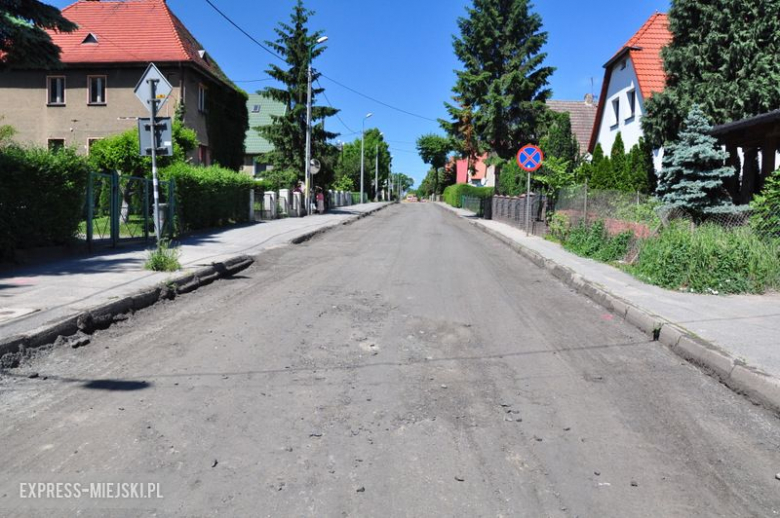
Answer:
[{"left": 1, "top": 203, "right": 779, "bottom": 517}]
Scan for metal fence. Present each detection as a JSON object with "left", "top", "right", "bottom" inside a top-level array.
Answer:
[
  {"left": 461, "top": 195, "right": 492, "bottom": 218},
  {"left": 491, "top": 194, "right": 548, "bottom": 236},
  {"left": 82, "top": 171, "right": 174, "bottom": 249}
]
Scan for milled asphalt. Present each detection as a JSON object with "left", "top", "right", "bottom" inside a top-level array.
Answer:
[
  {"left": 0, "top": 202, "right": 778, "bottom": 517},
  {"left": 0, "top": 203, "right": 388, "bottom": 339},
  {"left": 440, "top": 202, "right": 780, "bottom": 407}
]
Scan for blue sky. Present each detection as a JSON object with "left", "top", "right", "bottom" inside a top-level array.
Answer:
[{"left": 51, "top": 0, "right": 669, "bottom": 187}]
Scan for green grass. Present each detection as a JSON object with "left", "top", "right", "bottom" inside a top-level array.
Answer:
[
  {"left": 563, "top": 220, "right": 633, "bottom": 263},
  {"left": 144, "top": 240, "right": 181, "bottom": 272},
  {"left": 79, "top": 214, "right": 151, "bottom": 239},
  {"left": 629, "top": 222, "right": 780, "bottom": 294}
]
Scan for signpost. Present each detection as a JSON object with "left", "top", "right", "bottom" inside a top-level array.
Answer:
[
  {"left": 134, "top": 63, "right": 173, "bottom": 244},
  {"left": 516, "top": 144, "right": 544, "bottom": 236}
]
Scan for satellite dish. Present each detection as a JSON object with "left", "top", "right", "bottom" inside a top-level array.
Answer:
[{"left": 310, "top": 158, "right": 321, "bottom": 175}]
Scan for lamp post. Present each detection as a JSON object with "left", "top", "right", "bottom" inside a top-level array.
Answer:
[
  {"left": 360, "top": 113, "right": 373, "bottom": 204},
  {"left": 305, "top": 35, "right": 328, "bottom": 215}
]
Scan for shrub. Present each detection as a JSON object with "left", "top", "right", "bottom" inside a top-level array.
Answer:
[
  {"left": 563, "top": 220, "right": 632, "bottom": 262},
  {"left": 161, "top": 163, "right": 255, "bottom": 232},
  {"left": 548, "top": 212, "right": 571, "bottom": 242},
  {"left": 0, "top": 145, "right": 89, "bottom": 259},
  {"left": 442, "top": 184, "right": 494, "bottom": 208},
  {"left": 144, "top": 240, "right": 181, "bottom": 272},
  {"left": 750, "top": 169, "right": 780, "bottom": 238},
  {"left": 631, "top": 222, "right": 780, "bottom": 294}
]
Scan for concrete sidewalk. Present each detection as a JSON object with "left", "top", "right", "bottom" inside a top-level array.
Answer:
[
  {"left": 438, "top": 202, "right": 780, "bottom": 411},
  {"left": 0, "top": 203, "right": 389, "bottom": 340}
]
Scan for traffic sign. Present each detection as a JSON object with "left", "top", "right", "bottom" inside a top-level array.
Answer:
[
  {"left": 134, "top": 63, "right": 173, "bottom": 112},
  {"left": 138, "top": 118, "right": 173, "bottom": 157},
  {"left": 516, "top": 144, "right": 544, "bottom": 172}
]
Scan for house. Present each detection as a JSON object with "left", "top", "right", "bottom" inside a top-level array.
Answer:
[
  {"left": 242, "top": 93, "right": 286, "bottom": 176},
  {"left": 0, "top": 0, "right": 242, "bottom": 166},
  {"left": 546, "top": 94, "right": 599, "bottom": 157},
  {"left": 588, "top": 12, "right": 671, "bottom": 168},
  {"left": 454, "top": 154, "right": 495, "bottom": 187}
]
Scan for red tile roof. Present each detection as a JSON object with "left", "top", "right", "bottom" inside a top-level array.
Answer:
[
  {"left": 47, "top": 0, "right": 229, "bottom": 84},
  {"left": 588, "top": 12, "right": 671, "bottom": 152},
  {"left": 455, "top": 154, "right": 489, "bottom": 183},
  {"left": 622, "top": 12, "right": 671, "bottom": 99}
]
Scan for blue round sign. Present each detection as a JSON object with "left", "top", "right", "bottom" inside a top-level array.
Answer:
[{"left": 517, "top": 145, "right": 544, "bottom": 172}]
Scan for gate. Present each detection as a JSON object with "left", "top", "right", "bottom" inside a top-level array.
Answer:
[{"left": 83, "top": 171, "right": 175, "bottom": 249}]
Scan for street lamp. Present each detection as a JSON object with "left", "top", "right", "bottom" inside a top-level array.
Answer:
[
  {"left": 360, "top": 113, "right": 373, "bottom": 204},
  {"left": 305, "top": 35, "right": 328, "bottom": 215},
  {"left": 374, "top": 132, "right": 383, "bottom": 202}
]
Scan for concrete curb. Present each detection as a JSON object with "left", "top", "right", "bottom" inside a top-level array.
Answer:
[
  {"left": 437, "top": 203, "right": 780, "bottom": 414},
  {"left": 0, "top": 203, "right": 393, "bottom": 370}
]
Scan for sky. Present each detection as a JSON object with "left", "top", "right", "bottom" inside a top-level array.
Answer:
[{"left": 51, "top": 0, "right": 670, "bottom": 187}]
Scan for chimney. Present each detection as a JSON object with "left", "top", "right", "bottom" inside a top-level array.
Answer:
[{"left": 584, "top": 93, "right": 595, "bottom": 106}]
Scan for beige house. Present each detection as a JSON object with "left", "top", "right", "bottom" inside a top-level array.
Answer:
[{"left": 0, "top": 0, "right": 240, "bottom": 165}]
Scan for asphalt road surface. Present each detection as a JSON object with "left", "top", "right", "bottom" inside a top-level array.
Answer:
[{"left": 1, "top": 203, "right": 779, "bottom": 517}]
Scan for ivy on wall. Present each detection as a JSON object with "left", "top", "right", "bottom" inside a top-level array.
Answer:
[{"left": 205, "top": 83, "right": 249, "bottom": 171}]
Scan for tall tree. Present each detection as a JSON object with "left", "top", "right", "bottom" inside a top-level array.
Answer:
[
  {"left": 0, "top": 0, "right": 76, "bottom": 70},
  {"left": 443, "top": 0, "right": 555, "bottom": 194},
  {"left": 416, "top": 134, "right": 452, "bottom": 196},
  {"left": 642, "top": 0, "right": 780, "bottom": 147},
  {"left": 257, "top": 0, "right": 338, "bottom": 178},
  {"left": 657, "top": 105, "right": 736, "bottom": 219}
]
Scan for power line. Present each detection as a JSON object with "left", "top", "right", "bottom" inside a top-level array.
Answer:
[
  {"left": 316, "top": 79, "right": 356, "bottom": 134},
  {"left": 319, "top": 73, "right": 439, "bottom": 123},
  {"left": 234, "top": 78, "right": 274, "bottom": 83},
  {"left": 204, "top": 0, "right": 284, "bottom": 62}
]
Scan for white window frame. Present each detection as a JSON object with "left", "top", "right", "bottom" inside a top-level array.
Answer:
[
  {"left": 47, "top": 76, "right": 66, "bottom": 105},
  {"left": 87, "top": 75, "right": 107, "bottom": 105},
  {"left": 611, "top": 98, "right": 620, "bottom": 128},
  {"left": 626, "top": 89, "right": 636, "bottom": 121},
  {"left": 198, "top": 84, "right": 207, "bottom": 113}
]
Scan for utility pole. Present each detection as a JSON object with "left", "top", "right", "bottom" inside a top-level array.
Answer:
[
  {"left": 148, "top": 78, "right": 161, "bottom": 244},
  {"left": 375, "top": 143, "right": 379, "bottom": 202},
  {"left": 305, "top": 36, "right": 328, "bottom": 216},
  {"left": 360, "top": 113, "right": 373, "bottom": 204}
]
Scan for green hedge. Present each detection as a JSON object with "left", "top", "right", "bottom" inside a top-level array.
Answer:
[
  {"left": 161, "top": 163, "right": 254, "bottom": 232},
  {"left": 0, "top": 146, "right": 88, "bottom": 259},
  {"left": 442, "top": 184, "right": 494, "bottom": 208}
]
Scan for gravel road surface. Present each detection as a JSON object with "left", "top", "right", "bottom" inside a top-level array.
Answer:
[{"left": 1, "top": 203, "right": 779, "bottom": 517}]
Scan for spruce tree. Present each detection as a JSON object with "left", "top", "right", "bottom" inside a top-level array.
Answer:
[
  {"left": 657, "top": 105, "right": 736, "bottom": 218},
  {"left": 443, "top": 0, "right": 555, "bottom": 194},
  {"left": 609, "top": 132, "right": 628, "bottom": 189},
  {"left": 642, "top": 0, "right": 780, "bottom": 147},
  {"left": 0, "top": 1, "right": 76, "bottom": 70},
  {"left": 257, "top": 0, "right": 338, "bottom": 179}
]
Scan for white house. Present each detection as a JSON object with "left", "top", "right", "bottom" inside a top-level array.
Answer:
[{"left": 588, "top": 13, "right": 671, "bottom": 169}]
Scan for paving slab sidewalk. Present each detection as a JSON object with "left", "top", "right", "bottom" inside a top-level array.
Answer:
[
  {"left": 0, "top": 203, "right": 389, "bottom": 340},
  {"left": 439, "top": 202, "right": 780, "bottom": 411}
]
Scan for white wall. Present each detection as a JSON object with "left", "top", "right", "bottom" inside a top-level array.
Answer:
[{"left": 595, "top": 57, "right": 646, "bottom": 156}]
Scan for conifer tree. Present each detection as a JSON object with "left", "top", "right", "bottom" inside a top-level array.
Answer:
[
  {"left": 657, "top": 105, "right": 736, "bottom": 218},
  {"left": 609, "top": 132, "right": 628, "bottom": 189},
  {"left": 442, "top": 0, "right": 555, "bottom": 194},
  {"left": 589, "top": 143, "right": 613, "bottom": 190},
  {"left": 257, "top": 0, "right": 337, "bottom": 179},
  {"left": 0, "top": 1, "right": 76, "bottom": 70},
  {"left": 642, "top": 0, "right": 780, "bottom": 147}
]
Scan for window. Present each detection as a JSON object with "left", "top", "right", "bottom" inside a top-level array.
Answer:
[
  {"left": 251, "top": 105, "right": 261, "bottom": 113},
  {"left": 87, "top": 138, "right": 101, "bottom": 154},
  {"left": 611, "top": 98, "right": 620, "bottom": 127},
  {"left": 626, "top": 89, "right": 636, "bottom": 121},
  {"left": 198, "top": 145, "right": 211, "bottom": 166},
  {"left": 48, "top": 139, "right": 65, "bottom": 151},
  {"left": 198, "top": 85, "right": 207, "bottom": 113},
  {"left": 88, "top": 76, "right": 106, "bottom": 105},
  {"left": 47, "top": 76, "right": 66, "bottom": 105},
  {"left": 82, "top": 33, "right": 98, "bottom": 44}
]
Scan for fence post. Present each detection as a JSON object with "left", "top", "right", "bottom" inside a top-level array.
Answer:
[
  {"left": 110, "top": 171, "right": 119, "bottom": 248},
  {"left": 86, "top": 173, "right": 94, "bottom": 251},
  {"left": 583, "top": 179, "right": 589, "bottom": 225},
  {"left": 143, "top": 179, "right": 149, "bottom": 242},
  {"left": 249, "top": 189, "right": 255, "bottom": 222},
  {"left": 167, "top": 179, "right": 175, "bottom": 238}
]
